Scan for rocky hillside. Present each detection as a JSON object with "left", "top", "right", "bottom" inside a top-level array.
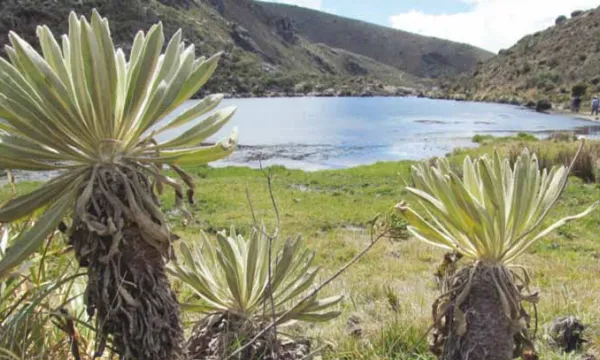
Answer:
[
  {"left": 0, "top": 0, "right": 489, "bottom": 97},
  {"left": 442, "top": 6, "right": 600, "bottom": 108},
  {"left": 209, "top": 0, "right": 422, "bottom": 96},
  {"left": 260, "top": 1, "right": 493, "bottom": 78}
]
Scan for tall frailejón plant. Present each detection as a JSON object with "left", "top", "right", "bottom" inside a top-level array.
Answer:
[
  {"left": 0, "top": 11, "right": 237, "bottom": 360},
  {"left": 397, "top": 148, "right": 597, "bottom": 360}
]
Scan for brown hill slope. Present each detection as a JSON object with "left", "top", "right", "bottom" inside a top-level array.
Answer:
[
  {"left": 0, "top": 0, "right": 423, "bottom": 96},
  {"left": 0, "top": 0, "right": 487, "bottom": 97},
  {"left": 444, "top": 6, "right": 600, "bottom": 106},
  {"left": 259, "top": 1, "right": 494, "bottom": 78},
  {"left": 213, "top": 0, "right": 421, "bottom": 91}
]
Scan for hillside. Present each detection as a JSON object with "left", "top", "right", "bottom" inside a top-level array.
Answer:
[
  {"left": 210, "top": 0, "right": 422, "bottom": 95},
  {"left": 259, "top": 1, "right": 494, "bottom": 78},
  {"left": 442, "top": 6, "right": 600, "bottom": 107},
  {"left": 0, "top": 0, "right": 488, "bottom": 97}
]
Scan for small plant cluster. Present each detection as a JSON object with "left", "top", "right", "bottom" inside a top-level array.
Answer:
[{"left": 169, "top": 228, "right": 343, "bottom": 359}]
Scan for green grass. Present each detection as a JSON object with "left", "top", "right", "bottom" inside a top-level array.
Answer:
[
  {"left": 159, "top": 161, "right": 413, "bottom": 238},
  {"left": 472, "top": 132, "right": 538, "bottom": 144},
  {"left": 3, "top": 137, "right": 600, "bottom": 359}
]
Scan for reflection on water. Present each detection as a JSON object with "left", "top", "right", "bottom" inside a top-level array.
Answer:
[
  {"left": 5, "top": 97, "right": 600, "bottom": 183},
  {"left": 573, "top": 125, "right": 600, "bottom": 137}
]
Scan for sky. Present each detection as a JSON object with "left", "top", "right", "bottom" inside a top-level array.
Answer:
[{"left": 261, "top": 0, "right": 599, "bottom": 53}]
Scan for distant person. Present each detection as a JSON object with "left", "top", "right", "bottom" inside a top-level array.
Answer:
[
  {"left": 572, "top": 96, "right": 582, "bottom": 113},
  {"left": 592, "top": 95, "right": 599, "bottom": 115}
]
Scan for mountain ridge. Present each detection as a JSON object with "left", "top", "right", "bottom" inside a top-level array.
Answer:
[
  {"left": 438, "top": 5, "right": 600, "bottom": 109},
  {"left": 0, "top": 0, "right": 490, "bottom": 97},
  {"left": 258, "top": 1, "right": 494, "bottom": 78}
]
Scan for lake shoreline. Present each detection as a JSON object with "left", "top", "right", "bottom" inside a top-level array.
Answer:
[
  {"left": 221, "top": 92, "right": 600, "bottom": 129},
  {"left": 551, "top": 108, "right": 600, "bottom": 123},
  {"left": 4, "top": 97, "right": 598, "bottom": 184},
  {"left": 221, "top": 87, "right": 419, "bottom": 99}
]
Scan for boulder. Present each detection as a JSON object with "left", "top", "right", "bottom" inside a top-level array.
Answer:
[
  {"left": 536, "top": 99, "right": 552, "bottom": 112},
  {"left": 555, "top": 15, "right": 568, "bottom": 25},
  {"left": 525, "top": 100, "right": 537, "bottom": 108}
]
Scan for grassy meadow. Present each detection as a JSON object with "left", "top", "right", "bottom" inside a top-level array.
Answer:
[{"left": 2, "top": 135, "right": 600, "bottom": 359}]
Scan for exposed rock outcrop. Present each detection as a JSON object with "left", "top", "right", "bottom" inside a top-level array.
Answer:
[
  {"left": 273, "top": 17, "right": 297, "bottom": 43},
  {"left": 230, "top": 23, "right": 265, "bottom": 56},
  {"left": 345, "top": 58, "right": 368, "bottom": 75}
]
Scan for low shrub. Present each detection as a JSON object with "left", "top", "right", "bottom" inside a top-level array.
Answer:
[
  {"left": 472, "top": 134, "right": 494, "bottom": 143},
  {"left": 515, "top": 132, "right": 538, "bottom": 141},
  {"left": 534, "top": 71, "right": 560, "bottom": 90},
  {"left": 572, "top": 83, "right": 588, "bottom": 97},
  {"left": 571, "top": 10, "right": 584, "bottom": 17},
  {"left": 548, "top": 58, "right": 560, "bottom": 68}
]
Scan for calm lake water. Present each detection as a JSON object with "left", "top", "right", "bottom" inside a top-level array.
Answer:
[
  {"left": 158, "top": 97, "right": 600, "bottom": 170},
  {"left": 5, "top": 97, "right": 600, "bottom": 184}
]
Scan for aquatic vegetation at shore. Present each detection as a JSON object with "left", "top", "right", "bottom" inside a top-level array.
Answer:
[{"left": 472, "top": 132, "right": 538, "bottom": 144}]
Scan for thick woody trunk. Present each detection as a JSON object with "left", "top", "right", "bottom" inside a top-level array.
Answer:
[
  {"left": 69, "top": 167, "right": 186, "bottom": 360},
  {"left": 71, "top": 226, "right": 186, "bottom": 360},
  {"left": 441, "top": 266, "right": 514, "bottom": 360}
]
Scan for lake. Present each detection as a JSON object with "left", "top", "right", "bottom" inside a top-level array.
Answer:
[
  {"left": 158, "top": 97, "right": 600, "bottom": 170},
  {"left": 4, "top": 97, "right": 600, "bottom": 184}
]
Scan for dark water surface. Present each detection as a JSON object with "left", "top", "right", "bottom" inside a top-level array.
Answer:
[{"left": 157, "top": 97, "right": 600, "bottom": 170}]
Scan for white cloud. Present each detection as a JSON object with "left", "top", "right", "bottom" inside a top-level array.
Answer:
[
  {"left": 261, "top": 0, "right": 322, "bottom": 10},
  {"left": 389, "top": 0, "right": 598, "bottom": 53}
]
